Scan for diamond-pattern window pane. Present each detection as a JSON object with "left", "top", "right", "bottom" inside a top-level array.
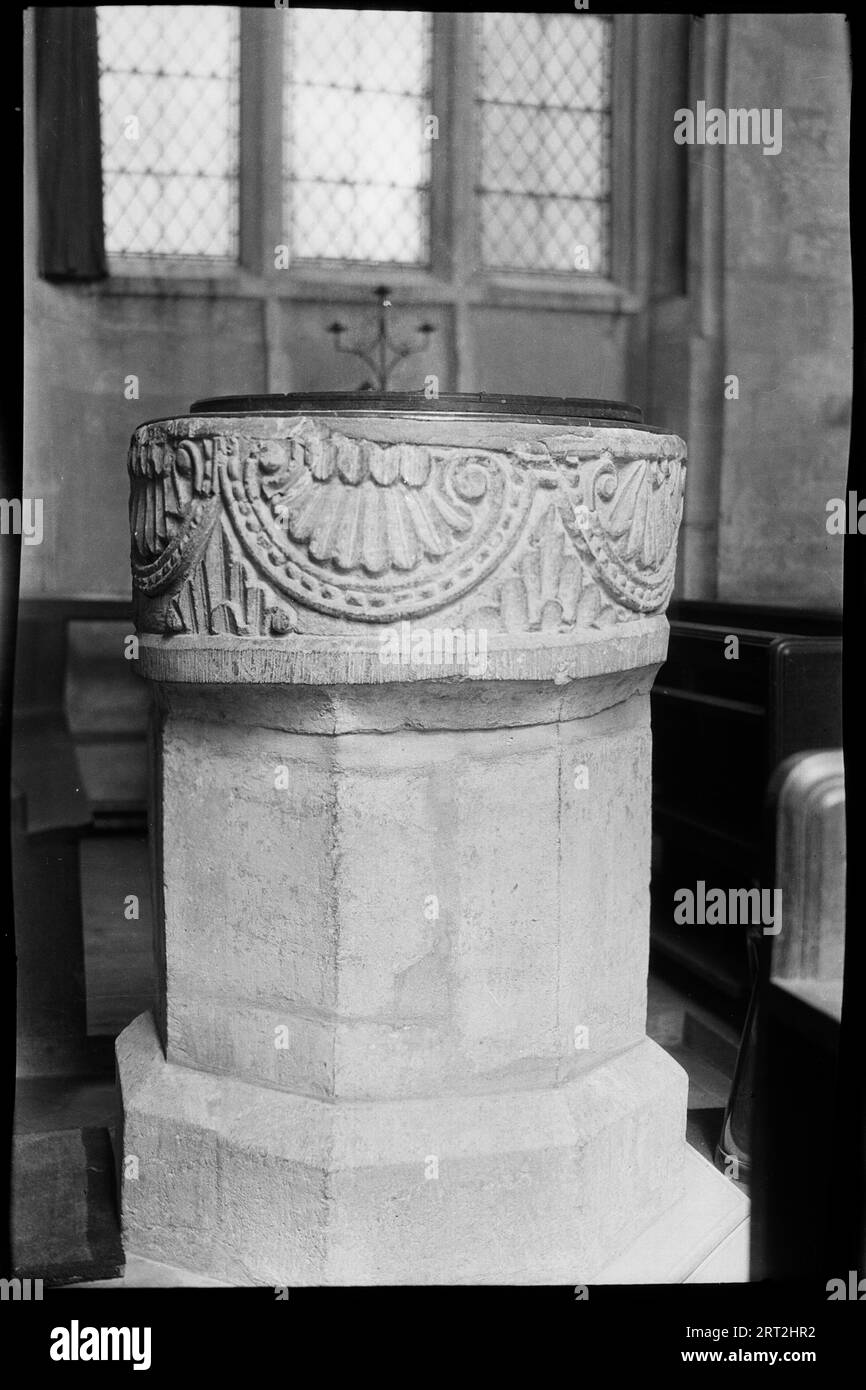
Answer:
[
  {"left": 284, "top": 10, "right": 432, "bottom": 266},
  {"left": 476, "top": 13, "right": 612, "bottom": 274},
  {"left": 97, "top": 6, "right": 240, "bottom": 260}
]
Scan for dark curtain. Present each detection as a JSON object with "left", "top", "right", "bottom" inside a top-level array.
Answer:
[{"left": 36, "top": 6, "right": 107, "bottom": 281}]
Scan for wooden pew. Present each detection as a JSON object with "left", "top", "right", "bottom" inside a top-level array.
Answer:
[
  {"left": 650, "top": 600, "right": 842, "bottom": 1011},
  {"left": 11, "top": 598, "right": 153, "bottom": 1280},
  {"left": 12, "top": 598, "right": 150, "bottom": 1074}
]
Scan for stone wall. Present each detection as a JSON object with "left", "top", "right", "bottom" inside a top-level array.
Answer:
[
  {"left": 644, "top": 12, "right": 850, "bottom": 610},
  {"left": 717, "top": 12, "right": 850, "bottom": 608}
]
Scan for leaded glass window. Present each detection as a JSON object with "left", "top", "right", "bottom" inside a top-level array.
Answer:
[
  {"left": 94, "top": 9, "right": 616, "bottom": 279},
  {"left": 282, "top": 8, "right": 433, "bottom": 265},
  {"left": 476, "top": 12, "right": 613, "bottom": 275},
  {"left": 96, "top": 5, "right": 240, "bottom": 259}
]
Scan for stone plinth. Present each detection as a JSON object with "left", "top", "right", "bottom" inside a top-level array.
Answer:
[{"left": 117, "top": 394, "right": 695, "bottom": 1284}]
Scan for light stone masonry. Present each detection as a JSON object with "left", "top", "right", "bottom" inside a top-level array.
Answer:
[{"left": 116, "top": 396, "right": 741, "bottom": 1283}]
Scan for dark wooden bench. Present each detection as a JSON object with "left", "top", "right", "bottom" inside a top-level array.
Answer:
[
  {"left": 13, "top": 598, "right": 151, "bottom": 1074},
  {"left": 650, "top": 599, "right": 842, "bottom": 1011},
  {"left": 14, "top": 597, "right": 150, "bottom": 828}
]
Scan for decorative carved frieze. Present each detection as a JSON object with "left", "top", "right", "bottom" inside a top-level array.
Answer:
[{"left": 129, "top": 415, "right": 686, "bottom": 638}]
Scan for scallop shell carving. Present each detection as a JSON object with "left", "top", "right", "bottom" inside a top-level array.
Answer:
[
  {"left": 220, "top": 419, "right": 536, "bottom": 622},
  {"left": 128, "top": 418, "right": 686, "bottom": 634}
]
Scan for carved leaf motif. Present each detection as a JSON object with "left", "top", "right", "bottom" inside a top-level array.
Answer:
[
  {"left": 594, "top": 456, "right": 681, "bottom": 569},
  {"left": 129, "top": 434, "right": 221, "bottom": 597},
  {"left": 167, "top": 523, "right": 297, "bottom": 637},
  {"left": 468, "top": 504, "right": 619, "bottom": 634},
  {"left": 565, "top": 453, "right": 686, "bottom": 611},
  {"left": 128, "top": 418, "right": 686, "bottom": 635}
]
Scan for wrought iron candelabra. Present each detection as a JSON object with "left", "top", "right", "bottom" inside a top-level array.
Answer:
[{"left": 327, "top": 286, "right": 435, "bottom": 391}]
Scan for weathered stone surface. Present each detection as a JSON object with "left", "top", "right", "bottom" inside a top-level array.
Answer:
[
  {"left": 128, "top": 412, "right": 686, "bottom": 639},
  {"left": 119, "top": 1012, "right": 686, "bottom": 1285},
  {"left": 153, "top": 676, "right": 655, "bottom": 1097},
  {"left": 118, "top": 402, "right": 691, "bottom": 1284}
]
